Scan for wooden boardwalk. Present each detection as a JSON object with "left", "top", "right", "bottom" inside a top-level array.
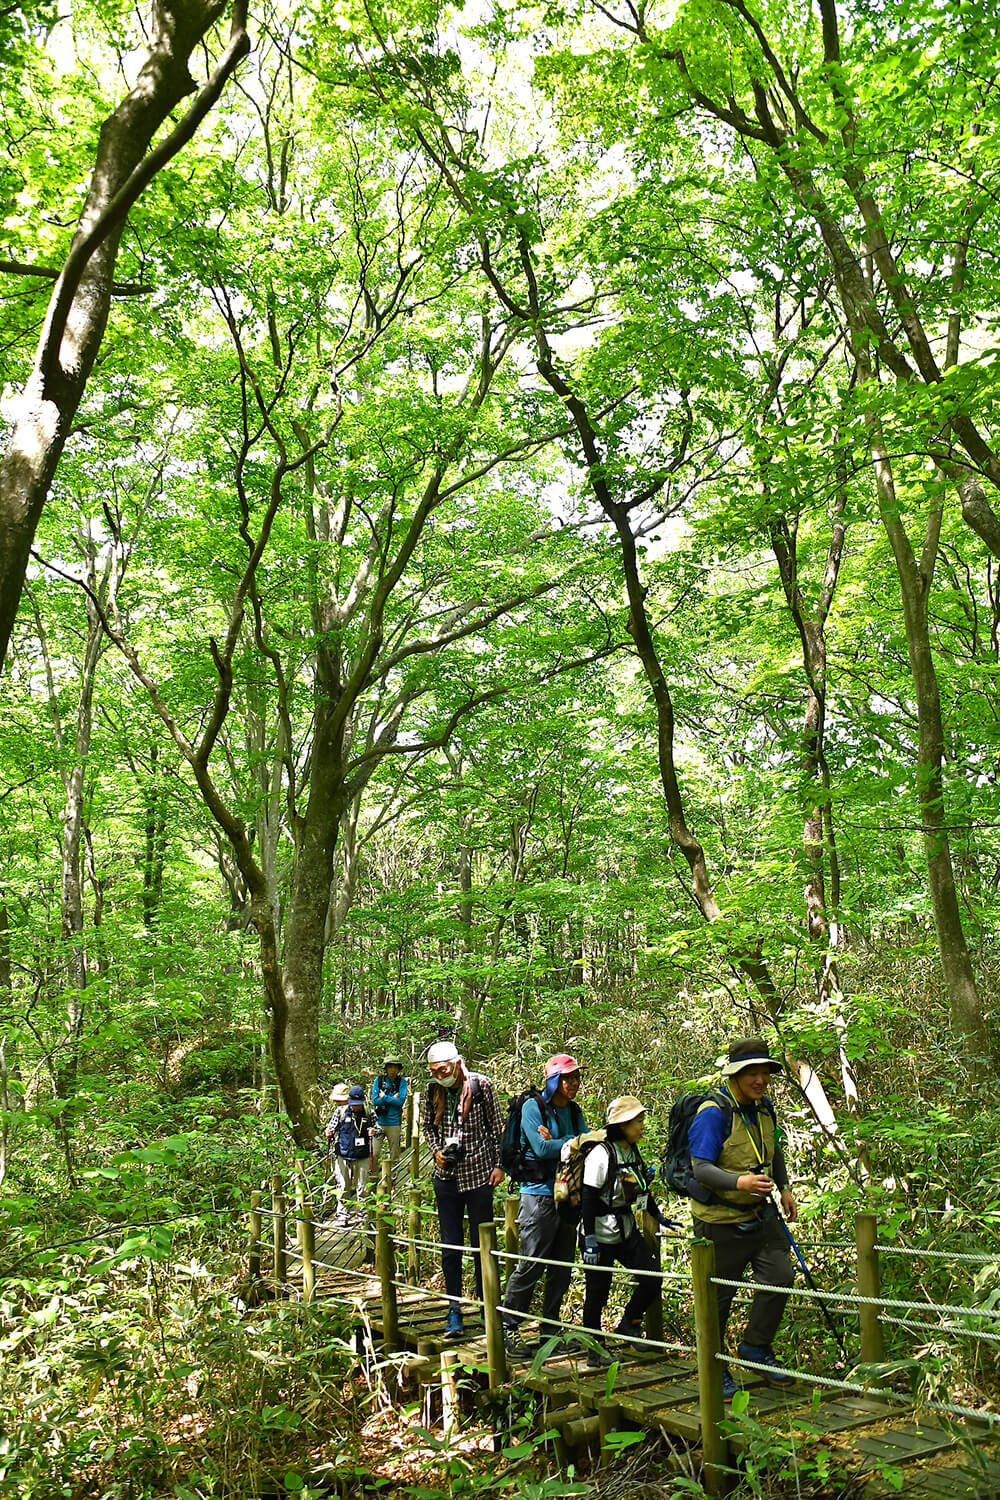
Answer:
[
  {"left": 248, "top": 1183, "right": 1000, "bottom": 1498},
  {"left": 309, "top": 1256, "right": 1000, "bottom": 1499}
]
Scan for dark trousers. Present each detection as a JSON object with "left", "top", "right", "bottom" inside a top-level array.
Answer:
[
  {"left": 433, "top": 1176, "right": 495, "bottom": 1304},
  {"left": 697, "top": 1213, "right": 794, "bottom": 1348},
  {"left": 582, "top": 1231, "right": 659, "bottom": 1336},
  {"left": 502, "top": 1193, "right": 578, "bottom": 1338}
]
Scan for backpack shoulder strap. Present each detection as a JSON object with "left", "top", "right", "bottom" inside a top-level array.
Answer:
[{"left": 702, "top": 1088, "right": 734, "bottom": 1133}]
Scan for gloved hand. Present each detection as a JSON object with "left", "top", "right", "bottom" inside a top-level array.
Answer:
[
  {"left": 582, "top": 1235, "right": 601, "bottom": 1267},
  {"left": 643, "top": 1163, "right": 656, "bottom": 1186}
]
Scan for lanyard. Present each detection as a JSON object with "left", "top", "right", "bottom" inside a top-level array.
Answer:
[{"left": 724, "top": 1083, "right": 767, "bottom": 1166}]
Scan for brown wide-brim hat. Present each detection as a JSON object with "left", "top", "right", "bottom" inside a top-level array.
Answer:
[
  {"left": 606, "top": 1094, "right": 646, "bottom": 1125},
  {"left": 721, "top": 1037, "right": 783, "bottom": 1077}
]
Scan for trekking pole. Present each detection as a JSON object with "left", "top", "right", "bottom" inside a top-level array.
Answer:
[{"left": 771, "top": 1198, "right": 848, "bottom": 1364}]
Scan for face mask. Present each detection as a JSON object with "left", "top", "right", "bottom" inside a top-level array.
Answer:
[{"left": 434, "top": 1069, "right": 459, "bottom": 1089}]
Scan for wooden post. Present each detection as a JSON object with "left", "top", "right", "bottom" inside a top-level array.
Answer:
[
  {"left": 248, "top": 1189, "right": 262, "bottom": 1279},
  {"left": 479, "top": 1220, "right": 507, "bottom": 1390},
  {"left": 855, "top": 1212, "right": 884, "bottom": 1363},
  {"left": 411, "top": 1090, "right": 421, "bottom": 1181},
  {"left": 407, "top": 1186, "right": 422, "bottom": 1285},
  {"left": 640, "top": 1211, "right": 664, "bottom": 1346},
  {"left": 597, "top": 1400, "right": 625, "bottom": 1468},
  {"left": 691, "top": 1237, "right": 728, "bottom": 1497},
  {"left": 376, "top": 1197, "right": 400, "bottom": 1353},
  {"left": 271, "top": 1172, "right": 287, "bottom": 1290},
  {"left": 440, "top": 1346, "right": 458, "bottom": 1438},
  {"left": 295, "top": 1166, "right": 315, "bottom": 1304},
  {"left": 546, "top": 1393, "right": 573, "bottom": 1472}
]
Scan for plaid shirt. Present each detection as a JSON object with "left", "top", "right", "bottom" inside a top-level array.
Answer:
[{"left": 422, "top": 1072, "right": 503, "bottom": 1192}]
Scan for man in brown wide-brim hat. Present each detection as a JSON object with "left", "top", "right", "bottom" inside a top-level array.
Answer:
[{"left": 687, "top": 1037, "right": 798, "bottom": 1400}]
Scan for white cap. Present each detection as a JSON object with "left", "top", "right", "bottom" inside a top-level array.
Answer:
[{"left": 427, "top": 1040, "right": 460, "bottom": 1065}]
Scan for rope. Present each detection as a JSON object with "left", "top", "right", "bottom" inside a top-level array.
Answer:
[
  {"left": 711, "top": 1275, "right": 1000, "bottom": 1321},
  {"left": 502, "top": 1301, "right": 696, "bottom": 1357},
  {"left": 875, "top": 1244, "right": 1000, "bottom": 1264},
  {"left": 492, "top": 1244, "right": 690, "bottom": 1284},
  {"left": 267, "top": 1240, "right": 697, "bottom": 1358},
  {"left": 879, "top": 1315, "right": 1000, "bottom": 1347},
  {"left": 721, "top": 1351, "right": 1000, "bottom": 1426},
  {"left": 389, "top": 1234, "right": 689, "bottom": 1285}
]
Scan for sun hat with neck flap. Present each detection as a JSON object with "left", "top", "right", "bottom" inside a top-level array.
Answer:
[{"left": 542, "top": 1052, "right": 581, "bottom": 1103}]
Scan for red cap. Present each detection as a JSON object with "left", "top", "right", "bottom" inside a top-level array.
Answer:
[{"left": 544, "top": 1053, "right": 581, "bottom": 1078}]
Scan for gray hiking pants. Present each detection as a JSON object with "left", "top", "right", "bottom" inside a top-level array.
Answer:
[
  {"left": 696, "top": 1211, "right": 794, "bottom": 1349},
  {"left": 501, "top": 1192, "right": 578, "bottom": 1339}
]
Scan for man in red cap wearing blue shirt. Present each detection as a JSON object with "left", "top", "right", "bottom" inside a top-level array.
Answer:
[{"left": 500, "top": 1053, "right": 588, "bottom": 1356}]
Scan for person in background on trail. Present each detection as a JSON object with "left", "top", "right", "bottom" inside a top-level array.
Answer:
[
  {"left": 422, "top": 1040, "right": 505, "bottom": 1339},
  {"left": 323, "top": 1082, "right": 350, "bottom": 1201},
  {"left": 326, "top": 1084, "right": 377, "bottom": 1224},
  {"left": 688, "top": 1036, "right": 797, "bottom": 1400},
  {"left": 371, "top": 1056, "right": 408, "bottom": 1191},
  {"left": 580, "top": 1095, "right": 666, "bottom": 1368},
  {"left": 500, "top": 1054, "right": 588, "bottom": 1357}
]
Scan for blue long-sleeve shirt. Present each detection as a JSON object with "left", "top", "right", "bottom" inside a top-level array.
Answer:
[
  {"left": 519, "top": 1097, "right": 587, "bottom": 1198},
  {"left": 371, "top": 1074, "right": 408, "bottom": 1128}
]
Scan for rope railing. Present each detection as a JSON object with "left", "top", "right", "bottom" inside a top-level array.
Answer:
[
  {"left": 875, "top": 1243, "right": 1000, "bottom": 1264},
  {"left": 248, "top": 1201, "right": 1000, "bottom": 1322},
  {"left": 711, "top": 1274, "right": 1000, "bottom": 1322},
  {"left": 880, "top": 1314, "right": 1000, "bottom": 1347}
]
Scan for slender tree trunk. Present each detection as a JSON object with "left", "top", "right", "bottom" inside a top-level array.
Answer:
[
  {"left": 864, "top": 420, "right": 989, "bottom": 1066},
  {"left": 0, "top": 902, "right": 15, "bottom": 1187}
]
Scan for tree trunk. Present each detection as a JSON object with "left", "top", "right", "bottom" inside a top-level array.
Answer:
[
  {"left": 0, "top": 0, "right": 249, "bottom": 673},
  {"left": 863, "top": 417, "right": 989, "bottom": 1067}
]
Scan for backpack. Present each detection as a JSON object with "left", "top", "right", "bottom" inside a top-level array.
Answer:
[
  {"left": 500, "top": 1088, "right": 583, "bottom": 1186},
  {"left": 553, "top": 1128, "right": 607, "bottom": 1223},
  {"left": 333, "top": 1107, "right": 375, "bottom": 1160},
  {"left": 661, "top": 1088, "right": 775, "bottom": 1204}
]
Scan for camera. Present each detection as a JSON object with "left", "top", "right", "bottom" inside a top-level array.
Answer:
[{"left": 440, "top": 1137, "right": 464, "bottom": 1168}]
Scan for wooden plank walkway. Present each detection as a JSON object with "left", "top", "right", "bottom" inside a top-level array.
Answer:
[{"left": 310, "top": 1262, "right": 1000, "bottom": 1498}]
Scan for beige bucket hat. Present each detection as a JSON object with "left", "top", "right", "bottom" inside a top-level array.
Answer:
[{"left": 606, "top": 1095, "right": 645, "bottom": 1125}]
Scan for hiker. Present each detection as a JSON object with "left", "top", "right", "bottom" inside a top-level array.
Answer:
[
  {"left": 580, "top": 1095, "right": 665, "bottom": 1367},
  {"left": 500, "top": 1054, "right": 587, "bottom": 1356},
  {"left": 323, "top": 1082, "right": 350, "bottom": 1199},
  {"left": 422, "top": 1040, "right": 505, "bottom": 1338},
  {"left": 326, "top": 1084, "right": 377, "bottom": 1223},
  {"left": 687, "top": 1036, "right": 797, "bottom": 1398},
  {"left": 371, "top": 1055, "right": 408, "bottom": 1190}
]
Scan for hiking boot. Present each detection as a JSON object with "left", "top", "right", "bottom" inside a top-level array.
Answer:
[
  {"left": 612, "top": 1318, "right": 646, "bottom": 1349},
  {"left": 721, "top": 1368, "right": 738, "bottom": 1402},
  {"left": 586, "top": 1344, "right": 614, "bottom": 1368},
  {"left": 737, "top": 1342, "right": 795, "bottom": 1386},
  {"left": 444, "top": 1306, "right": 464, "bottom": 1339},
  {"left": 502, "top": 1325, "right": 530, "bottom": 1357}
]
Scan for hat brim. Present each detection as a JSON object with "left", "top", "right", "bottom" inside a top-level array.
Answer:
[
  {"left": 606, "top": 1095, "right": 646, "bottom": 1125},
  {"left": 722, "top": 1055, "right": 783, "bottom": 1076}
]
